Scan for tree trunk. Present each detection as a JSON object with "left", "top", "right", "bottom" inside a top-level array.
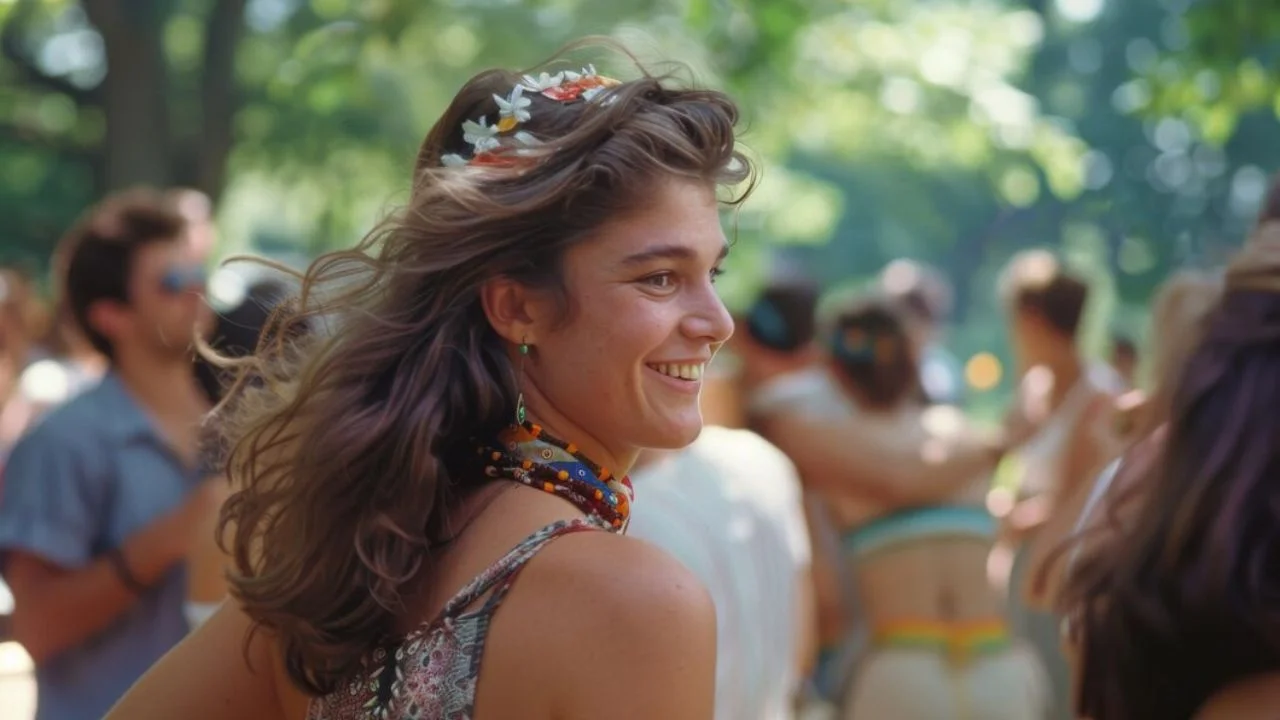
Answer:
[
  {"left": 84, "top": 0, "right": 172, "bottom": 190},
  {"left": 195, "top": 0, "right": 248, "bottom": 203}
]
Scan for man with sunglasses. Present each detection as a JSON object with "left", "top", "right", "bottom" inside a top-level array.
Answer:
[{"left": 0, "top": 189, "right": 220, "bottom": 720}]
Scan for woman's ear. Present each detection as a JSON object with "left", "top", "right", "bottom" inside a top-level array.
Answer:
[{"left": 480, "top": 276, "right": 548, "bottom": 346}]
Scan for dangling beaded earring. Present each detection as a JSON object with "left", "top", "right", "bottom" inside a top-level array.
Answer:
[{"left": 515, "top": 338, "right": 529, "bottom": 425}]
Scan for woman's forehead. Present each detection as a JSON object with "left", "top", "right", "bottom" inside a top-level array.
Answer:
[{"left": 573, "top": 183, "right": 726, "bottom": 263}]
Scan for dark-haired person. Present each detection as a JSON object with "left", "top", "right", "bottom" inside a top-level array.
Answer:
[
  {"left": 733, "top": 279, "right": 859, "bottom": 708},
  {"left": 997, "top": 249, "right": 1124, "bottom": 720},
  {"left": 109, "top": 46, "right": 748, "bottom": 720},
  {"left": 737, "top": 279, "right": 833, "bottom": 417},
  {"left": 1028, "top": 268, "right": 1222, "bottom": 613},
  {"left": 0, "top": 189, "right": 222, "bottom": 720},
  {"left": 1058, "top": 229, "right": 1280, "bottom": 719},
  {"left": 801, "top": 299, "right": 1044, "bottom": 719},
  {"left": 737, "top": 288, "right": 1040, "bottom": 716}
]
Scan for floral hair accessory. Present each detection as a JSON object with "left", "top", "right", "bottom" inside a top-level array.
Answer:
[
  {"left": 440, "top": 65, "right": 622, "bottom": 169},
  {"left": 833, "top": 327, "right": 876, "bottom": 362}
]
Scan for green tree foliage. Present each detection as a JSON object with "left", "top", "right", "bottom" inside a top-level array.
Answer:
[
  {"left": 3, "top": 0, "right": 1277, "bottom": 346},
  {"left": 0, "top": 0, "right": 1084, "bottom": 272}
]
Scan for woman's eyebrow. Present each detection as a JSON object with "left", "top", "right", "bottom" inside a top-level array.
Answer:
[{"left": 618, "top": 242, "right": 730, "bottom": 267}]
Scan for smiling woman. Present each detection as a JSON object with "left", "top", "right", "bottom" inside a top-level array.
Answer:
[{"left": 105, "top": 38, "right": 752, "bottom": 720}]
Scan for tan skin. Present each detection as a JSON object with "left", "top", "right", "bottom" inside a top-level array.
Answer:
[
  {"left": 738, "top": 336, "right": 1014, "bottom": 650},
  {"left": 1194, "top": 674, "right": 1280, "bottom": 719},
  {"left": 107, "top": 180, "right": 731, "bottom": 720},
  {"left": 186, "top": 475, "right": 233, "bottom": 609},
  {"left": 797, "top": 383, "right": 1007, "bottom": 630},
  {"left": 4, "top": 240, "right": 219, "bottom": 665},
  {"left": 745, "top": 340, "right": 1024, "bottom": 648},
  {"left": 1001, "top": 311, "right": 1119, "bottom": 608},
  {"left": 1020, "top": 392, "right": 1132, "bottom": 609}
]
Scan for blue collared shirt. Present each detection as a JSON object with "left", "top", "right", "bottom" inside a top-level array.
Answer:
[{"left": 0, "top": 372, "right": 199, "bottom": 720}]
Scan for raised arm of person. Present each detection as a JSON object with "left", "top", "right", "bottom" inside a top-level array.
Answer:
[
  {"left": 758, "top": 406, "right": 1010, "bottom": 506},
  {"left": 0, "top": 421, "right": 220, "bottom": 664}
]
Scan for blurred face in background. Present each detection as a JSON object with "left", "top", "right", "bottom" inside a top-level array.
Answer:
[{"left": 102, "top": 239, "right": 210, "bottom": 360}]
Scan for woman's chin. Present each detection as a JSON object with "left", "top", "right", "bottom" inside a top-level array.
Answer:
[{"left": 638, "top": 414, "right": 705, "bottom": 450}]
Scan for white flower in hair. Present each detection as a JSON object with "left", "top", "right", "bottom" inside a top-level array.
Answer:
[
  {"left": 441, "top": 153, "right": 468, "bottom": 167},
  {"left": 494, "top": 85, "right": 532, "bottom": 128},
  {"left": 513, "top": 131, "right": 542, "bottom": 156},
  {"left": 521, "top": 71, "right": 565, "bottom": 92},
  {"left": 462, "top": 117, "right": 500, "bottom": 153}
]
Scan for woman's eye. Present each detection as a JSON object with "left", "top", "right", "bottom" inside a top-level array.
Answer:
[
  {"left": 710, "top": 267, "right": 726, "bottom": 284},
  {"left": 642, "top": 272, "right": 675, "bottom": 289}
]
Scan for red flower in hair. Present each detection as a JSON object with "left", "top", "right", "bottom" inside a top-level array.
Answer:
[{"left": 540, "top": 84, "right": 585, "bottom": 102}]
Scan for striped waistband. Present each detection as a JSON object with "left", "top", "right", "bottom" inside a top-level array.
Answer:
[
  {"left": 842, "top": 506, "right": 996, "bottom": 558},
  {"left": 872, "top": 618, "right": 1011, "bottom": 662}
]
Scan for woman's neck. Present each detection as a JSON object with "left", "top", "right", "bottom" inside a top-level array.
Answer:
[{"left": 521, "top": 390, "right": 636, "bottom": 477}]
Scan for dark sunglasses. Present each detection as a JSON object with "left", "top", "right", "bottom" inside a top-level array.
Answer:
[{"left": 159, "top": 265, "right": 208, "bottom": 295}]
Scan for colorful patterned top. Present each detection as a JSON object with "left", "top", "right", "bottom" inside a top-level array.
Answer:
[{"left": 306, "top": 516, "right": 608, "bottom": 720}]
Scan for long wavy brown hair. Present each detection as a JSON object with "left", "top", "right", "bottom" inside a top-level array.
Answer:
[
  {"left": 211, "top": 40, "right": 752, "bottom": 696},
  {"left": 1059, "top": 235, "right": 1280, "bottom": 719}
]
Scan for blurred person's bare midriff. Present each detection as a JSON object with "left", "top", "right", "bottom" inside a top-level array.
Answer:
[
  {"left": 827, "top": 497, "right": 1002, "bottom": 624},
  {"left": 855, "top": 540, "right": 1000, "bottom": 622}
]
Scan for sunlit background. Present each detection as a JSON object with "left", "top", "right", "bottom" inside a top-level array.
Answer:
[{"left": 5, "top": 0, "right": 1279, "bottom": 415}]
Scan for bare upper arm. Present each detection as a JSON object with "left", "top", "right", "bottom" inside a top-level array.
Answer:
[
  {"left": 490, "top": 532, "right": 717, "bottom": 720},
  {"left": 105, "top": 601, "right": 304, "bottom": 720}
]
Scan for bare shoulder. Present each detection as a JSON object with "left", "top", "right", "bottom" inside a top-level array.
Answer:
[
  {"left": 1194, "top": 673, "right": 1280, "bottom": 720},
  {"left": 105, "top": 601, "right": 310, "bottom": 720},
  {"left": 525, "top": 528, "right": 714, "bottom": 635},
  {"left": 504, "top": 529, "right": 717, "bottom": 719}
]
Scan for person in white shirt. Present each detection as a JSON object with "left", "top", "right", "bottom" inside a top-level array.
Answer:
[{"left": 629, "top": 365, "right": 816, "bottom": 720}]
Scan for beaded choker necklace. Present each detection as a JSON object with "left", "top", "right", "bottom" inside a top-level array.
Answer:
[{"left": 479, "top": 422, "right": 633, "bottom": 531}]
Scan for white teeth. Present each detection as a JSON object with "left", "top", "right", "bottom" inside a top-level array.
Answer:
[{"left": 650, "top": 363, "right": 704, "bottom": 381}]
